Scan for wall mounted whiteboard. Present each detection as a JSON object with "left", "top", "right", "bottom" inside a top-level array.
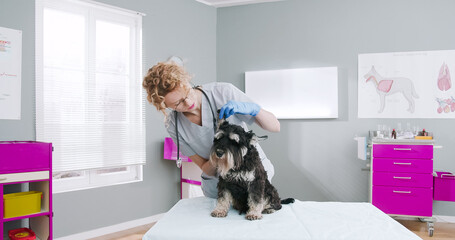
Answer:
[{"left": 245, "top": 67, "right": 338, "bottom": 119}]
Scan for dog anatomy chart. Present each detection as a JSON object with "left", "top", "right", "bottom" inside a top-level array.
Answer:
[
  {"left": 358, "top": 50, "right": 455, "bottom": 118},
  {"left": 0, "top": 26, "right": 22, "bottom": 120}
]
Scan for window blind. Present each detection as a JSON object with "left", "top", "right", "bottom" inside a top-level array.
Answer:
[{"left": 36, "top": 0, "right": 145, "bottom": 172}]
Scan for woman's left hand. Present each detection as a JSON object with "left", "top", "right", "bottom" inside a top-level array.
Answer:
[{"left": 219, "top": 100, "right": 260, "bottom": 119}]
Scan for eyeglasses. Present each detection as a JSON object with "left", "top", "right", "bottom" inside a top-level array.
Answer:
[{"left": 173, "top": 88, "right": 191, "bottom": 110}]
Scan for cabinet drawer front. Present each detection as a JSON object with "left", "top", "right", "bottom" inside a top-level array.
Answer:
[
  {"left": 373, "top": 172, "right": 433, "bottom": 188},
  {"left": 373, "top": 144, "right": 433, "bottom": 159},
  {"left": 0, "top": 171, "right": 50, "bottom": 184},
  {"left": 373, "top": 158, "right": 433, "bottom": 173},
  {"left": 0, "top": 142, "right": 51, "bottom": 173},
  {"left": 182, "top": 161, "right": 202, "bottom": 182},
  {"left": 372, "top": 186, "right": 432, "bottom": 217}
]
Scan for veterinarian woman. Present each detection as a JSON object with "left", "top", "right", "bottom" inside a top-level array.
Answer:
[{"left": 142, "top": 59, "right": 280, "bottom": 198}]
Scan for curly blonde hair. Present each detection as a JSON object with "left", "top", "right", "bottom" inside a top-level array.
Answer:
[{"left": 142, "top": 61, "right": 192, "bottom": 117}]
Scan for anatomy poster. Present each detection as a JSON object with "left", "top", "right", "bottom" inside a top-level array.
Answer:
[
  {"left": 358, "top": 50, "right": 455, "bottom": 118},
  {"left": 0, "top": 26, "right": 22, "bottom": 120}
]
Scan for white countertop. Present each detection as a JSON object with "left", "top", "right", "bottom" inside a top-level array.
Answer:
[{"left": 371, "top": 138, "right": 435, "bottom": 144}]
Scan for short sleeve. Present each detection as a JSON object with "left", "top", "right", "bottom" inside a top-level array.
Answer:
[{"left": 166, "top": 112, "right": 197, "bottom": 158}]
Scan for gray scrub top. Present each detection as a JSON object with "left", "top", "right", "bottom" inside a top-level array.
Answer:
[{"left": 166, "top": 82, "right": 275, "bottom": 198}]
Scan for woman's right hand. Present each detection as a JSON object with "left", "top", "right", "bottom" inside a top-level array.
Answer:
[{"left": 219, "top": 100, "right": 260, "bottom": 119}]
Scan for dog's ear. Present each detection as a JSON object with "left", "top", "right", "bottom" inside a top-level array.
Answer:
[
  {"left": 247, "top": 131, "right": 268, "bottom": 146},
  {"left": 257, "top": 135, "right": 268, "bottom": 141},
  {"left": 216, "top": 109, "right": 224, "bottom": 120},
  {"left": 217, "top": 118, "right": 225, "bottom": 126},
  {"left": 217, "top": 118, "right": 230, "bottom": 129},
  {"left": 216, "top": 109, "right": 226, "bottom": 127}
]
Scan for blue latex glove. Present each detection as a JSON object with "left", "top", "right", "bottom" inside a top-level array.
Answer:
[{"left": 219, "top": 101, "right": 260, "bottom": 119}]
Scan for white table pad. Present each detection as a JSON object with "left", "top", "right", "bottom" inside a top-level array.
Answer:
[{"left": 143, "top": 197, "right": 421, "bottom": 240}]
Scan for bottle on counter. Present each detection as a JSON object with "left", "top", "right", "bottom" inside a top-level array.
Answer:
[
  {"left": 391, "top": 129, "right": 397, "bottom": 139},
  {"left": 422, "top": 128, "right": 427, "bottom": 136}
]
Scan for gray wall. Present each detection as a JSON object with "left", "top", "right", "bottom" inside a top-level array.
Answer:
[
  {"left": 0, "top": 0, "right": 216, "bottom": 237},
  {"left": 217, "top": 0, "right": 455, "bottom": 215}
]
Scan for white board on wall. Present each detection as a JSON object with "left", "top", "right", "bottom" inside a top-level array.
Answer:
[{"left": 245, "top": 67, "right": 338, "bottom": 119}]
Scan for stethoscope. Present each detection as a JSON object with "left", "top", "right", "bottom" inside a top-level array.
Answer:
[{"left": 174, "top": 86, "right": 217, "bottom": 168}]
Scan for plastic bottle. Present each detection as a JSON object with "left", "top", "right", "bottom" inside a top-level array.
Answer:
[{"left": 391, "top": 129, "right": 397, "bottom": 139}]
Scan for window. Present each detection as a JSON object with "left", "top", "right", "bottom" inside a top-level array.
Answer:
[{"left": 36, "top": 0, "right": 145, "bottom": 193}]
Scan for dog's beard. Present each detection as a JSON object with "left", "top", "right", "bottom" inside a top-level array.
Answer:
[
  {"left": 210, "top": 149, "right": 245, "bottom": 177},
  {"left": 210, "top": 151, "right": 234, "bottom": 177}
]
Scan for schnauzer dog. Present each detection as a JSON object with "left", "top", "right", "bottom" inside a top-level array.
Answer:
[{"left": 209, "top": 119, "right": 294, "bottom": 220}]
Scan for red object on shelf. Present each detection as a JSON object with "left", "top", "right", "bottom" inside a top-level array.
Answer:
[{"left": 8, "top": 228, "right": 36, "bottom": 240}]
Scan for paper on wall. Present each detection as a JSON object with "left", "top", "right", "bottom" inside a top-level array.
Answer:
[
  {"left": 354, "top": 136, "right": 367, "bottom": 160},
  {"left": 0, "top": 26, "right": 22, "bottom": 120}
]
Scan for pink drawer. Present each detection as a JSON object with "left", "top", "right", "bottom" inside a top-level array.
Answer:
[
  {"left": 373, "top": 144, "right": 433, "bottom": 159},
  {"left": 372, "top": 185, "right": 432, "bottom": 217},
  {"left": 373, "top": 172, "right": 433, "bottom": 188},
  {"left": 373, "top": 158, "right": 433, "bottom": 174},
  {"left": 0, "top": 141, "right": 51, "bottom": 173}
]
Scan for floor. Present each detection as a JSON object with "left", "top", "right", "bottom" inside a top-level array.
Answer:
[
  {"left": 92, "top": 219, "right": 455, "bottom": 240},
  {"left": 396, "top": 219, "right": 455, "bottom": 240},
  {"left": 88, "top": 223, "right": 155, "bottom": 240}
]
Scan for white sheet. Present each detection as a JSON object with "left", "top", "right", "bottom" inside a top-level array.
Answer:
[{"left": 143, "top": 197, "right": 421, "bottom": 240}]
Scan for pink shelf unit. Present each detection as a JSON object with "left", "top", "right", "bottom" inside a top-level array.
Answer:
[
  {"left": 163, "top": 137, "right": 191, "bottom": 162},
  {"left": 164, "top": 138, "right": 202, "bottom": 199},
  {"left": 371, "top": 142, "right": 434, "bottom": 217},
  {"left": 0, "top": 141, "right": 53, "bottom": 240}
]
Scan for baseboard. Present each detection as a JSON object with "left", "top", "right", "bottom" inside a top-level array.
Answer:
[
  {"left": 395, "top": 215, "right": 455, "bottom": 223},
  {"left": 434, "top": 215, "right": 455, "bottom": 223},
  {"left": 55, "top": 213, "right": 165, "bottom": 240}
]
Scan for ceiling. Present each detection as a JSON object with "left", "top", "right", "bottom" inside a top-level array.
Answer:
[{"left": 196, "top": 0, "right": 285, "bottom": 8}]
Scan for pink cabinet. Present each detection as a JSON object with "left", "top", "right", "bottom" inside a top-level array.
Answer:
[
  {"left": 371, "top": 141, "right": 434, "bottom": 217},
  {"left": 163, "top": 138, "right": 203, "bottom": 199},
  {"left": 0, "top": 141, "right": 53, "bottom": 240}
]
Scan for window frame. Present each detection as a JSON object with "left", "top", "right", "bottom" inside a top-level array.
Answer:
[{"left": 36, "top": 0, "right": 145, "bottom": 193}]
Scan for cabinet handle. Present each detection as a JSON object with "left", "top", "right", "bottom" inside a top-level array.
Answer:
[
  {"left": 393, "top": 148, "right": 412, "bottom": 151},
  {"left": 0, "top": 177, "right": 7, "bottom": 181},
  {"left": 393, "top": 162, "right": 412, "bottom": 165},
  {"left": 441, "top": 173, "right": 455, "bottom": 179},
  {"left": 393, "top": 176, "right": 411, "bottom": 180},
  {"left": 393, "top": 190, "right": 411, "bottom": 194}
]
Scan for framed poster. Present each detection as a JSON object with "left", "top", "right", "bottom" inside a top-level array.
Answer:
[
  {"left": 359, "top": 50, "right": 455, "bottom": 118},
  {"left": 0, "top": 26, "right": 22, "bottom": 120}
]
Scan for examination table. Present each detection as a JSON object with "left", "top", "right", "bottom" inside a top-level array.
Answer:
[{"left": 142, "top": 197, "right": 421, "bottom": 240}]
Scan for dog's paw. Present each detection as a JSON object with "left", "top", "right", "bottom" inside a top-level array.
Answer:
[
  {"left": 246, "top": 213, "right": 263, "bottom": 220},
  {"left": 262, "top": 208, "right": 275, "bottom": 214},
  {"left": 211, "top": 209, "right": 228, "bottom": 218}
]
